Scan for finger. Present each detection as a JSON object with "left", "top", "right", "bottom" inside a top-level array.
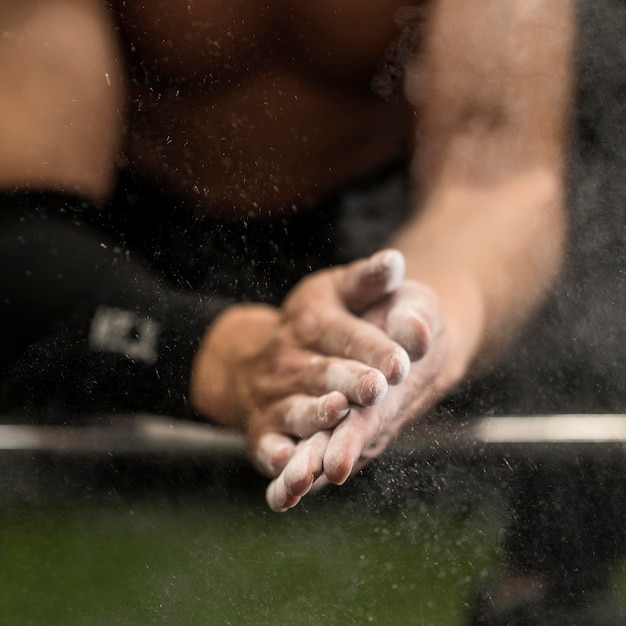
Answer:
[
  {"left": 275, "top": 391, "right": 351, "bottom": 437},
  {"left": 323, "top": 406, "right": 383, "bottom": 485},
  {"left": 254, "top": 432, "right": 297, "bottom": 477},
  {"left": 306, "top": 357, "right": 389, "bottom": 406},
  {"left": 277, "top": 351, "right": 389, "bottom": 406},
  {"left": 302, "top": 310, "right": 411, "bottom": 384},
  {"left": 266, "top": 431, "right": 330, "bottom": 512},
  {"left": 283, "top": 431, "right": 330, "bottom": 497},
  {"left": 337, "top": 249, "right": 406, "bottom": 312},
  {"left": 310, "top": 473, "right": 330, "bottom": 492},
  {"left": 385, "top": 304, "right": 432, "bottom": 361},
  {"left": 264, "top": 348, "right": 389, "bottom": 405},
  {"left": 329, "top": 417, "right": 404, "bottom": 482},
  {"left": 361, "top": 281, "right": 441, "bottom": 361},
  {"left": 266, "top": 478, "right": 300, "bottom": 513}
]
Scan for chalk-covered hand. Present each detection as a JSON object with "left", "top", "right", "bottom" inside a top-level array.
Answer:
[
  {"left": 266, "top": 267, "right": 448, "bottom": 511},
  {"left": 190, "top": 250, "right": 412, "bottom": 477}
]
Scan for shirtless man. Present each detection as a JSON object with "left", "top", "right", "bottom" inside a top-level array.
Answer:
[
  {"left": 7, "top": 2, "right": 618, "bottom": 624},
  {"left": 0, "top": 0, "right": 572, "bottom": 503},
  {"left": 5, "top": 0, "right": 572, "bottom": 475}
]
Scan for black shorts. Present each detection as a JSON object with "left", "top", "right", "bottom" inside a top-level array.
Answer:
[{"left": 106, "top": 159, "right": 413, "bottom": 307}]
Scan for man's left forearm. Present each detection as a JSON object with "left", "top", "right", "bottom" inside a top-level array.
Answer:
[{"left": 389, "top": 166, "right": 566, "bottom": 387}]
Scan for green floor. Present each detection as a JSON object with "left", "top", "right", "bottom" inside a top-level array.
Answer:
[
  {"left": 3, "top": 450, "right": 626, "bottom": 626},
  {"left": 0, "top": 498, "right": 501, "bottom": 626}
]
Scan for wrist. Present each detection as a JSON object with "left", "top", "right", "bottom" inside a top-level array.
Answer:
[
  {"left": 436, "top": 272, "right": 486, "bottom": 392},
  {"left": 190, "top": 303, "right": 280, "bottom": 430}
]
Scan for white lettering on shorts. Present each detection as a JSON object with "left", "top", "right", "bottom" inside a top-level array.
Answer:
[{"left": 89, "top": 305, "right": 161, "bottom": 365}]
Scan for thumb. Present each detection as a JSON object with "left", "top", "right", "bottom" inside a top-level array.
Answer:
[{"left": 336, "top": 249, "right": 405, "bottom": 312}]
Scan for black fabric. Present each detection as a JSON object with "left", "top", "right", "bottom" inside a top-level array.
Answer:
[
  {"left": 0, "top": 190, "right": 232, "bottom": 421},
  {"left": 0, "top": 161, "right": 412, "bottom": 423},
  {"left": 106, "top": 159, "right": 412, "bottom": 303},
  {"left": 503, "top": 458, "right": 626, "bottom": 599}
]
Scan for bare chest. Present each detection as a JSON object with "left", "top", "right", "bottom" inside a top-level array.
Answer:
[
  {"left": 114, "top": 0, "right": 414, "bottom": 88},
  {"left": 112, "top": 0, "right": 418, "bottom": 213}
]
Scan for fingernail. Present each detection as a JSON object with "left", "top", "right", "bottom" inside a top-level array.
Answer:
[
  {"left": 380, "top": 249, "right": 405, "bottom": 292},
  {"left": 384, "top": 348, "right": 410, "bottom": 385},
  {"left": 359, "top": 370, "right": 388, "bottom": 405}
]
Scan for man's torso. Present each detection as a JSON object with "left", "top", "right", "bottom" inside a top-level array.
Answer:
[{"left": 113, "top": 0, "right": 418, "bottom": 216}]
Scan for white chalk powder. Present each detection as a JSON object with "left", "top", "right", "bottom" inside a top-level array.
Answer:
[{"left": 324, "top": 362, "right": 388, "bottom": 405}]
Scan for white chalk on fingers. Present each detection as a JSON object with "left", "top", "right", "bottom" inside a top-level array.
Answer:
[
  {"left": 255, "top": 433, "right": 296, "bottom": 477},
  {"left": 324, "top": 363, "right": 388, "bottom": 406},
  {"left": 281, "top": 393, "right": 347, "bottom": 437},
  {"left": 386, "top": 306, "right": 431, "bottom": 361},
  {"left": 283, "top": 432, "right": 328, "bottom": 497},
  {"left": 266, "top": 479, "right": 298, "bottom": 512},
  {"left": 361, "top": 369, "right": 389, "bottom": 405},
  {"left": 323, "top": 406, "right": 381, "bottom": 484},
  {"left": 310, "top": 474, "right": 330, "bottom": 492},
  {"left": 372, "top": 249, "right": 405, "bottom": 294},
  {"left": 382, "top": 346, "right": 411, "bottom": 385},
  {"left": 323, "top": 444, "right": 355, "bottom": 486},
  {"left": 322, "top": 429, "right": 360, "bottom": 485},
  {"left": 318, "top": 391, "right": 351, "bottom": 427}
]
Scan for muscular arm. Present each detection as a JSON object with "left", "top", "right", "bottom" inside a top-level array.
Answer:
[
  {"left": 265, "top": 0, "right": 576, "bottom": 511},
  {"left": 394, "top": 0, "right": 574, "bottom": 385}
]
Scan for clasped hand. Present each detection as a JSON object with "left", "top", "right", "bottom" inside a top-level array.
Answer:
[{"left": 191, "top": 249, "right": 447, "bottom": 512}]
